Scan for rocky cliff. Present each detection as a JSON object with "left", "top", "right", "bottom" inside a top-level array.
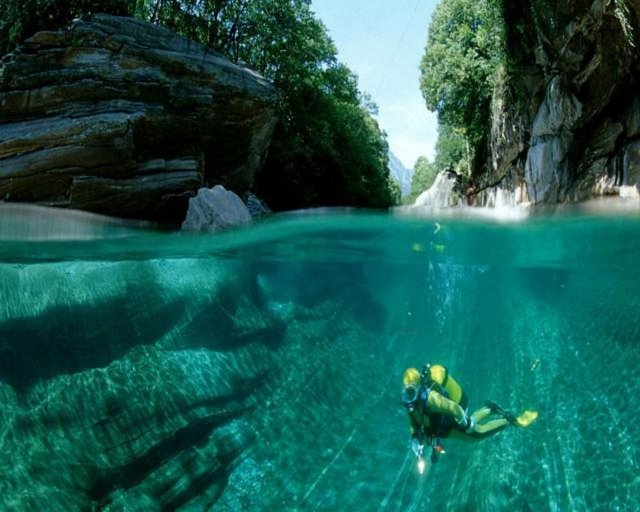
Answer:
[
  {"left": 388, "top": 150, "right": 414, "bottom": 198},
  {"left": 475, "top": 0, "right": 640, "bottom": 206},
  {"left": 0, "top": 14, "right": 277, "bottom": 223}
]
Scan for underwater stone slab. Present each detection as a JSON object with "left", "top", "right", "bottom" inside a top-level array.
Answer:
[{"left": 0, "top": 246, "right": 390, "bottom": 510}]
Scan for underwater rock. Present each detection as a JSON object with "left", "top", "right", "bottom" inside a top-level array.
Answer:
[
  {"left": 0, "top": 251, "right": 390, "bottom": 510},
  {"left": 0, "top": 14, "right": 277, "bottom": 223},
  {"left": 0, "top": 259, "right": 270, "bottom": 509}
]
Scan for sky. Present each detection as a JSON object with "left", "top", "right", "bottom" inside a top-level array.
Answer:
[{"left": 311, "top": 0, "right": 439, "bottom": 169}]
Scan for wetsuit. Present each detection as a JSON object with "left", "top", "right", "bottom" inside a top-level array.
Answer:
[{"left": 407, "top": 364, "right": 468, "bottom": 439}]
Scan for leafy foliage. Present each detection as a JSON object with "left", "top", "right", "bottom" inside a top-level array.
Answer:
[
  {"left": 257, "top": 74, "right": 393, "bottom": 210},
  {"left": 434, "top": 123, "right": 468, "bottom": 175},
  {"left": 419, "top": 0, "right": 504, "bottom": 173},
  {"left": 0, "top": 0, "right": 396, "bottom": 210},
  {"left": 405, "top": 156, "right": 438, "bottom": 204},
  {"left": 0, "top": 0, "right": 136, "bottom": 56},
  {"left": 387, "top": 174, "right": 402, "bottom": 205}
]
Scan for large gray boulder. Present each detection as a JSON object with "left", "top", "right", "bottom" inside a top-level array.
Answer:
[
  {"left": 0, "top": 14, "right": 277, "bottom": 223},
  {"left": 413, "top": 169, "right": 462, "bottom": 208},
  {"left": 181, "top": 185, "right": 251, "bottom": 232}
]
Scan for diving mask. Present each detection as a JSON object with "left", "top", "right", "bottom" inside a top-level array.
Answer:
[{"left": 401, "top": 384, "right": 419, "bottom": 404}]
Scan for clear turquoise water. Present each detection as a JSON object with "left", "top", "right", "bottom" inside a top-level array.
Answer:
[{"left": 0, "top": 208, "right": 639, "bottom": 511}]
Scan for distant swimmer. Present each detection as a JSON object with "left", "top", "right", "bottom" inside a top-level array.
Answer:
[
  {"left": 401, "top": 364, "right": 538, "bottom": 473},
  {"left": 531, "top": 358, "right": 540, "bottom": 371}
]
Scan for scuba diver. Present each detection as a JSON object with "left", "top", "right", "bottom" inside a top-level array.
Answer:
[{"left": 401, "top": 364, "right": 537, "bottom": 469}]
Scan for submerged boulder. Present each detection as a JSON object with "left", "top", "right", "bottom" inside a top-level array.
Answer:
[
  {"left": 0, "top": 233, "right": 390, "bottom": 510},
  {"left": 0, "top": 14, "right": 277, "bottom": 223}
]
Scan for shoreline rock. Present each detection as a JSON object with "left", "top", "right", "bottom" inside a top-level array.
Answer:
[
  {"left": 0, "top": 14, "right": 277, "bottom": 223},
  {"left": 181, "top": 185, "right": 252, "bottom": 232},
  {"left": 475, "top": 1, "right": 640, "bottom": 207}
]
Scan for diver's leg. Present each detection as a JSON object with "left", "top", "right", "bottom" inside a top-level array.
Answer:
[
  {"left": 472, "top": 418, "right": 508, "bottom": 438},
  {"left": 448, "top": 416, "right": 509, "bottom": 441},
  {"left": 447, "top": 429, "right": 479, "bottom": 442},
  {"left": 470, "top": 407, "right": 491, "bottom": 423},
  {"left": 472, "top": 405, "right": 509, "bottom": 435}
]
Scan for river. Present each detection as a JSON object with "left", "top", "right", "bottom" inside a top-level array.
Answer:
[{"left": 0, "top": 205, "right": 638, "bottom": 511}]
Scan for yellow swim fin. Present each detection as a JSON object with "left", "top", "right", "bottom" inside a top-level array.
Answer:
[{"left": 516, "top": 410, "right": 538, "bottom": 427}]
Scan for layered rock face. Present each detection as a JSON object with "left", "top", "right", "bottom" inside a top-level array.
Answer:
[
  {"left": 481, "top": 0, "right": 640, "bottom": 205},
  {"left": 0, "top": 14, "right": 277, "bottom": 222}
]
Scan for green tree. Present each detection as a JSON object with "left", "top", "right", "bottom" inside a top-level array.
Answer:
[
  {"left": 1, "top": 0, "right": 395, "bottom": 211},
  {"left": 387, "top": 174, "right": 402, "bottom": 205},
  {"left": 135, "top": 0, "right": 396, "bottom": 209},
  {"left": 434, "top": 123, "right": 468, "bottom": 174},
  {"left": 221, "top": 0, "right": 394, "bottom": 209},
  {"left": 420, "top": 0, "right": 504, "bottom": 173},
  {"left": 406, "top": 156, "right": 438, "bottom": 204},
  {"left": 0, "top": 0, "right": 136, "bottom": 55}
]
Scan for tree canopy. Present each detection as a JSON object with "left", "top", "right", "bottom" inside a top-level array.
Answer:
[
  {"left": 405, "top": 156, "right": 438, "bottom": 204},
  {"left": 434, "top": 123, "right": 468, "bottom": 174},
  {"left": 0, "top": 1, "right": 135, "bottom": 56},
  {"left": 419, "top": 0, "right": 504, "bottom": 174},
  {"left": 0, "top": 0, "right": 397, "bottom": 211}
]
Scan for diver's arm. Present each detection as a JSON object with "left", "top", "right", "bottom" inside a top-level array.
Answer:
[
  {"left": 427, "top": 391, "right": 466, "bottom": 422},
  {"left": 407, "top": 412, "right": 423, "bottom": 456},
  {"left": 407, "top": 412, "right": 418, "bottom": 437}
]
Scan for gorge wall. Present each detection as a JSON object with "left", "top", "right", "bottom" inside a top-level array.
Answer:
[
  {"left": 0, "top": 14, "right": 277, "bottom": 223},
  {"left": 476, "top": 0, "right": 640, "bottom": 206}
]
